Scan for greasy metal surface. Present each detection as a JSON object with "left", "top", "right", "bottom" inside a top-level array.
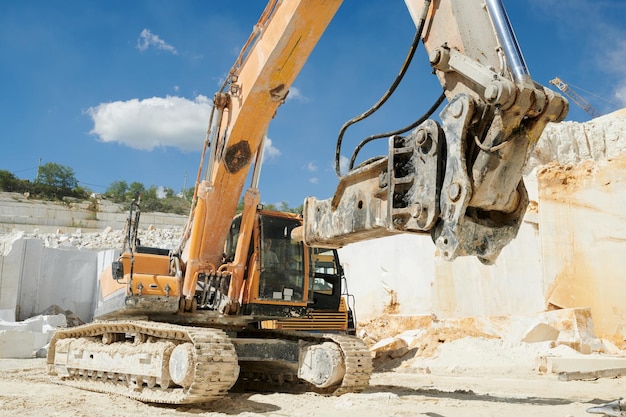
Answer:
[
  {"left": 388, "top": 119, "right": 443, "bottom": 232},
  {"left": 235, "top": 330, "right": 372, "bottom": 395},
  {"left": 405, "top": 0, "right": 508, "bottom": 102},
  {"left": 302, "top": 157, "right": 399, "bottom": 248},
  {"left": 196, "top": 270, "right": 231, "bottom": 311},
  {"left": 124, "top": 295, "right": 180, "bottom": 314},
  {"left": 301, "top": 0, "right": 567, "bottom": 263},
  {"left": 432, "top": 94, "right": 530, "bottom": 263},
  {"left": 232, "top": 338, "right": 299, "bottom": 363},
  {"left": 432, "top": 94, "right": 475, "bottom": 259}
]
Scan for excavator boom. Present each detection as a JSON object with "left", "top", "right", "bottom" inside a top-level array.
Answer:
[{"left": 179, "top": 0, "right": 342, "bottom": 302}]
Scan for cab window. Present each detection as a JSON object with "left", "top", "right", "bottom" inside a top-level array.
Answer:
[
  {"left": 258, "top": 215, "right": 305, "bottom": 302},
  {"left": 310, "top": 248, "right": 341, "bottom": 310}
]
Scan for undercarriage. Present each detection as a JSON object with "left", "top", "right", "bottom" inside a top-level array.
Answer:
[{"left": 47, "top": 320, "right": 372, "bottom": 404}]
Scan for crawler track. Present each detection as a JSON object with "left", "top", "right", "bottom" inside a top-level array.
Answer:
[
  {"left": 236, "top": 330, "right": 372, "bottom": 395},
  {"left": 323, "top": 332, "right": 373, "bottom": 395},
  {"left": 47, "top": 321, "right": 239, "bottom": 404}
]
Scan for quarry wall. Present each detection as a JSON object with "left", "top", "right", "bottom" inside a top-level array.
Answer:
[{"left": 0, "top": 194, "right": 187, "bottom": 234}]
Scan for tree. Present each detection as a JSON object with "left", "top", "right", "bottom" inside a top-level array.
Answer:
[
  {"left": 0, "top": 170, "right": 20, "bottom": 192},
  {"left": 182, "top": 186, "right": 195, "bottom": 201},
  {"left": 264, "top": 201, "right": 302, "bottom": 214},
  {"left": 127, "top": 182, "right": 145, "bottom": 201},
  {"left": 140, "top": 185, "right": 162, "bottom": 211},
  {"left": 162, "top": 186, "right": 174, "bottom": 198},
  {"left": 32, "top": 162, "right": 88, "bottom": 200},
  {"left": 105, "top": 180, "right": 128, "bottom": 203},
  {"left": 37, "top": 162, "right": 78, "bottom": 190}
]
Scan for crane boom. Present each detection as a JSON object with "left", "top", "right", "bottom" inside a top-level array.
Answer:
[{"left": 550, "top": 77, "right": 601, "bottom": 118}]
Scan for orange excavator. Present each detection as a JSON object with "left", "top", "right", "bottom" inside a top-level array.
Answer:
[{"left": 48, "top": 0, "right": 567, "bottom": 404}]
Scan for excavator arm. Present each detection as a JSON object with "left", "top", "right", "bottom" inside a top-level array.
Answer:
[
  {"left": 180, "top": 0, "right": 567, "bottom": 309},
  {"left": 300, "top": 0, "right": 568, "bottom": 263}
]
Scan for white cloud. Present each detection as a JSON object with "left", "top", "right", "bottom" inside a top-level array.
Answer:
[
  {"left": 136, "top": 29, "right": 178, "bottom": 54},
  {"left": 329, "top": 156, "right": 350, "bottom": 176},
  {"left": 263, "top": 136, "right": 281, "bottom": 161},
  {"left": 86, "top": 95, "right": 211, "bottom": 151},
  {"left": 286, "top": 86, "right": 308, "bottom": 102},
  {"left": 616, "top": 85, "right": 626, "bottom": 107},
  {"left": 309, "top": 177, "right": 319, "bottom": 184},
  {"left": 339, "top": 155, "right": 350, "bottom": 175},
  {"left": 173, "top": 85, "right": 180, "bottom": 92},
  {"left": 305, "top": 161, "right": 318, "bottom": 172},
  {"left": 608, "top": 39, "right": 626, "bottom": 106}
]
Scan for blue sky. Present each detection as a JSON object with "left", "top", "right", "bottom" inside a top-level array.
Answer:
[{"left": 1, "top": 1, "right": 625, "bottom": 208}]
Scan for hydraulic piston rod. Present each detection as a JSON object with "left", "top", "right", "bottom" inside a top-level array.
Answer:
[{"left": 485, "top": 0, "right": 530, "bottom": 84}]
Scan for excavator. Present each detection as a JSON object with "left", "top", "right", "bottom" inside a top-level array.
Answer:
[{"left": 47, "top": 0, "right": 568, "bottom": 404}]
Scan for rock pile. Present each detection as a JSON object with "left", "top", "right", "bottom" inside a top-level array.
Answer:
[{"left": 0, "top": 226, "right": 184, "bottom": 255}]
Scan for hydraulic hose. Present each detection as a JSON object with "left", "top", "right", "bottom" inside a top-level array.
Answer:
[
  {"left": 334, "top": 0, "right": 431, "bottom": 177},
  {"left": 349, "top": 91, "right": 445, "bottom": 170}
]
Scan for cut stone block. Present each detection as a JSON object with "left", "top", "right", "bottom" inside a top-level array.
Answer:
[
  {"left": 21, "top": 315, "right": 44, "bottom": 332},
  {"left": 0, "top": 330, "right": 34, "bottom": 358},
  {"left": 0, "top": 309, "right": 15, "bottom": 322},
  {"left": 397, "top": 329, "right": 427, "bottom": 349},
  {"left": 544, "top": 308, "right": 596, "bottom": 341},
  {"left": 371, "top": 337, "right": 408, "bottom": 358},
  {"left": 43, "top": 314, "right": 67, "bottom": 329},
  {"left": 0, "top": 320, "right": 28, "bottom": 331},
  {"left": 601, "top": 339, "right": 623, "bottom": 355},
  {"left": 522, "top": 322, "right": 560, "bottom": 343},
  {"left": 33, "top": 331, "right": 51, "bottom": 351},
  {"left": 539, "top": 355, "right": 626, "bottom": 374}
]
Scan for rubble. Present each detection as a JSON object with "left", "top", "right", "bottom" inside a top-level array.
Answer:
[
  {"left": 0, "top": 226, "right": 183, "bottom": 251},
  {"left": 0, "top": 309, "right": 68, "bottom": 358},
  {"left": 363, "top": 309, "right": 625, "bottom": 378},
  {"left": 39, "top": 304, "right": 85, "bottom": 328}
]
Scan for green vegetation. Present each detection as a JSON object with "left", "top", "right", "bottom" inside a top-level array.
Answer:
[
  {"left": 2, "top": 162, "right": 301, "bottom": 215},
  {"left": 0, "top": 163, "right": 88, "bottom": 200},
  {"left": 103, "top": 180, "right": 193, "bottom": 215},
  {"left": 263, "top": 201, "right": 303, "bottom": 214}
]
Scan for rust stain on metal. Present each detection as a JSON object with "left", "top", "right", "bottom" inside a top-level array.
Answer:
[{"left": 224, "top": 141, "right": 252, "bottom": 174}]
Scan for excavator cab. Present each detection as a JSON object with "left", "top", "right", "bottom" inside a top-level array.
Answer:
[
  {"left": 224, "top": 209, "right": 350, "bottom": 331},
  {"left": 257, "top": 214, "right": 306, "bottom": 302}
]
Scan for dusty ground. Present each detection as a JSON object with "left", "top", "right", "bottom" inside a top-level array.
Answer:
[{"left": 1, "top": 350, "right": 622, "bottom": 417}]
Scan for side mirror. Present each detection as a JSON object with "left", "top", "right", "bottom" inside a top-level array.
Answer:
[{"left": 112, "top": 261, "right": 124, "bottom": 281}]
